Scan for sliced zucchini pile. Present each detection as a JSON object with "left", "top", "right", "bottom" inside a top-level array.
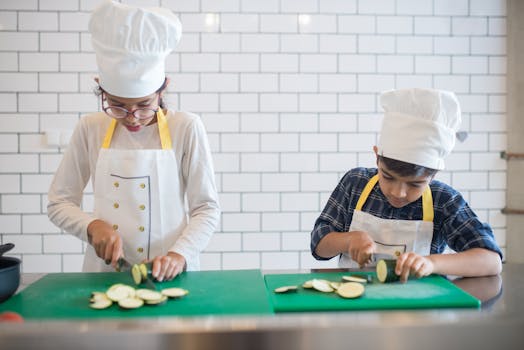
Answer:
[
  {"left": 274, "top": 275, "right": 370, "bottom": 299},
  {"left": 89, "top": 283, "right": 188, "bottom": 310}
]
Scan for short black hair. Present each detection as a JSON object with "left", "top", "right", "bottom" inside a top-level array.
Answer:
[{"left": 377, "top": 155, "right": 438, "bottom": 178}]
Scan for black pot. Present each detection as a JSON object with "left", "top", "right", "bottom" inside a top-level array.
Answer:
[{"left": 0, "top": 257, "right": 21, "bottom": 303}]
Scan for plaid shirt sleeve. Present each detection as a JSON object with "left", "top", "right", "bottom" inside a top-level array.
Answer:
[
  {"left": 431, "top": 182, "right": 503, "bottom": 259},
  {"left": 310, "top": 168, "right": 372, "bottom": 260}
]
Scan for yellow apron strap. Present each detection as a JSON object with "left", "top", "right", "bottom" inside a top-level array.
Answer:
[
  {"left": 100, "top": 110, "right": 172, "bottom": 150},
  {"left": 101, "top": 118, "right": 117, "bottom": 149},
  {"left": 355, "top": 174, "right": 434, "bottom": 222},
  {"left": 157, "top": 109, "right": 172, "bottom": 150},
  {"left": 355, "top": 174, "right": 379, "bottom": 211},
  {"left": 422, "top": 186, "right": 434, "bottom": 222}
]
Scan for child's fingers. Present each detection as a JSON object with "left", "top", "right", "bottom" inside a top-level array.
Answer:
[
  {"left": 410, "top": 258, "right": 425, "bottom": 278},
  {"left": 397, "top": 253, "right": 416, "bottom": 282}
]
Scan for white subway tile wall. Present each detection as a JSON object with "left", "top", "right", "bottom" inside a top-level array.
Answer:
[{"left": 0, "top": 0, "right": 507, "bottom": 272}]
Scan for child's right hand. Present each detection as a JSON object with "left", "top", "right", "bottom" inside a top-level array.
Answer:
[
  {"left": 87, "top": 219, "right": 123, "bottom": 268},
  {"left": 347, "top": 230, "right": 376, "bottom": 267}
]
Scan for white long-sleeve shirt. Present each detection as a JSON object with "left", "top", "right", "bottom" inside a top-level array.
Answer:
[{"left": 47, "top": 110, "right": 220, "bottom": 265}]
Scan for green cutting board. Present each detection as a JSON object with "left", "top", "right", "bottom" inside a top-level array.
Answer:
[
  {"left": 265, "top": 272, "right": 480, "bottom": 312},
  {"left": 0, "top": 270, "right": 272, "bottom": 319}
]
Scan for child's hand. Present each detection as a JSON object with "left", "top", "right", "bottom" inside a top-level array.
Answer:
[
  {"left": 395, "top": 252, "right": 434, "bottom": 282},
  {"left": 87, "top": 219, "right": 123, "bottom": 268},
  {"left": 150, "top": 252, "right": 186, "bottom": 282},
  {"left": 347, "top": 231, "right": 376, "bottom": 268}
]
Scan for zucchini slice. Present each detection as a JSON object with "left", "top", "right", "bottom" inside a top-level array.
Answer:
[
  {"left": 302, "top": 280, "right": 314, "bottom": 289},
  {"left": 342, "top": 275, "right": 368, "bottom": 284},
  {"left": 336, "top": 282, "right": 365, "bottom": 299},
  {"left": 144, "top": 295, "right": 168, "bottom": 305},
  {"left": 274, "top": 285, "right": 298, "bottom": 293},
  {"left": 312, "top": 279, "right": 334, "bottom": 293},
  {"left": 139, "top": 263, "right": 149, "bottom": 281},
  {"left": 89, "top": 292, "right": 113, "bottom": 309},
  {"left": 376, "top": 259, "right": 400, "bottom": 283},
  {"left": 106, "top": 284, "right": 136, "bottom": 302},
  {"left": 161, "top": 287, "right": 189, "bottom": 299},
  {"left": 135, "top": 289, "right": 164, "bottom": 302},
  {"left": 329, "top": 281, "right": 341, "bottom": 290},
  {"left": 118, "top": 297, "right": 144, "bottom": 309},
  {"left": 131, "top": 264, "right": 142, "bottom": 285}
]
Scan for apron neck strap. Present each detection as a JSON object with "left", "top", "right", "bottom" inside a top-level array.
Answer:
[
  {"left": 101, "top": 109, "right": 172, "bottom": 150},
  {"left": 355, "top": 174, "right": 434, "bottom": 222}
]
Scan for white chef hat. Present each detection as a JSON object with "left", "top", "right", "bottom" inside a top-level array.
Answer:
[
  {"left": 89, "top": 0, "right": 182, "bottom": 98},
  {"left": 377, "top": 88, "right": 462, "bottom": 170}
]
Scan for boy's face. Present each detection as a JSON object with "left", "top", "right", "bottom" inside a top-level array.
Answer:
[{"left": 376, "top": 160, "right": 433, "bottom": 209}]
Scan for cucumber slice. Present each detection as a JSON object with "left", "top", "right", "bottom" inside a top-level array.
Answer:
[
  {"left": 312, "top": 279, "right": 334, "bottom": 293},
  {"left": 376, "top": 259, "right": 399, "bottom": 283},
  {"left": 274, "top": 285, "right": 298, "bottom": 293},
  {"left": 161, "top": 288, "right": 189, "bottom": 299},
  {"left": 342, "top": 275, "right": 368, "bottom": 284},
  {"left": 106, "top": 284, "right": 136, "bottom": 302},
  {"left": 118, "top": 297, "right": 144, "bottom": 309},
  {"left": 337, "top": 282, "right": 365, "bottom": 299}
]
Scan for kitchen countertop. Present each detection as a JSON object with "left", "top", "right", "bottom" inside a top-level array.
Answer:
[{"left": 1, "top": 263, "right": 523, "bottom": 350}]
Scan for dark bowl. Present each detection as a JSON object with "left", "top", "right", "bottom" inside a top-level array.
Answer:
[{"left": 0, "top": 257, "right": 21, "bottom": 303}]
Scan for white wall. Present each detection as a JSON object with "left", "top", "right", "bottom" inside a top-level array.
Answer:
[{"left": 0, "top": 0, "right": 507, "bottom": 273}]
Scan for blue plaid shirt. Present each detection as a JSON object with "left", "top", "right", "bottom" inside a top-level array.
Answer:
[{"left": 311, "top": 167, "right": 503, "bottom": 260}]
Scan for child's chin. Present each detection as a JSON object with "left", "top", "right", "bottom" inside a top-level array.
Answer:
[{"left": 388, "top": 199, "right": 408, "bottom": 208}]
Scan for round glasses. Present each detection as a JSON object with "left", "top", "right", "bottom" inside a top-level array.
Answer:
[
  {"left": 101, "top": 93, "right": 160, "bottom": 120},
  {"left": 103, "top": 106, "right": 158, "bottom": 120}
]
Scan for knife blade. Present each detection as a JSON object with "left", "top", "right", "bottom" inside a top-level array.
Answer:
[
  {"left": 116, "top": 257, "right": 133, "bottom": 272},
  {"left": 143, "top": 275, "right": 157, "bottom": 290}
]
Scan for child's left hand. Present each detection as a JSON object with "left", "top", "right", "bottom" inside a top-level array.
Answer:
[
  {"left": 150, "top": 252, "right": 186, "bottom": 282},
  {"left": 395, "top": 252, "right": 434, "bottom": 283}
]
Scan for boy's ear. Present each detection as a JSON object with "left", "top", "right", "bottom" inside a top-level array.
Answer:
[{"left": 373, "top": 146, "right": 379, "bottom": 165}]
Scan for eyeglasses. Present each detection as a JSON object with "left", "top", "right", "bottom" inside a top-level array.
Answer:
[{"left": 101, "top": 94, "right": 159, "bottom": 120}]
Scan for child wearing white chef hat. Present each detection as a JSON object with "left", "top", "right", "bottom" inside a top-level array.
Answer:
[
  {"left": 48, "top": 1, "right": 220, "bottom": 281},
  {"left": 311, "top": 88, "right": 502, "bottom": 282}
]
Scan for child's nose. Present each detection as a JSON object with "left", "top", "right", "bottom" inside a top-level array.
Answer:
[{"left": 391, "top": 183, "right": 407, "bottom": 198}]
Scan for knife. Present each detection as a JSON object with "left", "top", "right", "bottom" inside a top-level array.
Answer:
[
  {"left": 116, "top": 257, "right": 157, "bottom": 290},
  {"left": 116, "top": 257, "right": 133, "bottom": 272}
]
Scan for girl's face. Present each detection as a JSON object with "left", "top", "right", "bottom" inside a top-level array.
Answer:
[
  {"left": 377, "top": 160, "right": 433, "bottom": 208},
  {"left": 103, "top": 92, "right": 160, "bottom": 132}
]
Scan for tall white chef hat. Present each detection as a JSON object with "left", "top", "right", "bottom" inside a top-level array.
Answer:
[
  {"left": 89, "top": 0, "right": 182, "bottom": 98},
  {"left": 377, "top": 88, "right": 462, "bottom": 170}
]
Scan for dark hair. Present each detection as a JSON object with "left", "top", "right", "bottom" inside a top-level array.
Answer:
[
  {"left": 94, "top": 77, "right": 168, "bottom": 109},
  {"left": 377, "top": 154, "right": 438, "bottom": 178}
]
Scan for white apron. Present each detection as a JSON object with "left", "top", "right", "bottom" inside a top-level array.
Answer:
[
  {"left": 83, "top": 110, "right": 193, "bottom": 272},
  {"left": 339, "top": 174, "right": 434, "bottom": 268}
]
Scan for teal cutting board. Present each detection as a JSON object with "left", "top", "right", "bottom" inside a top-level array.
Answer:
[
  {"left": 0, "top": 269, "right": 272, "bottom": 319},
  {"left": 265, "top": 272, "right": 480, "bottom": 312}
]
